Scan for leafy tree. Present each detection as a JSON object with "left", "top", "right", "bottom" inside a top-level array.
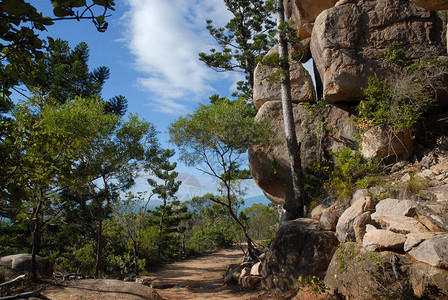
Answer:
[
  {"left": 72, "top": 113, "right": 159, "bottom": 276},
  {"left": 0, "top": 0, "right": 115, "bottom": 103},
  {"left": 9, "top": 95, "right": 116, "bottom": 279},
  {"left": 243, "top": 202, "right": 278, "bottom": 241},
  {"left": 169, "top": 97, "right": 275, "bottom": 258},
  {"left": 199, "top": 0, "right": 276, "bottom": 100}
]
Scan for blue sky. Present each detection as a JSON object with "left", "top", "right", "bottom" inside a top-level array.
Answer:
[{"left": 35, "top": 0, "right": 269, "bottom": 201}]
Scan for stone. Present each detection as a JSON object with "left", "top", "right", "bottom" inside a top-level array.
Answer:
[
  {"left": 284, "top": 0, "right": 339, "bottom": 40},
  {"left": 373, "top": 198, "right": 417, "bottom": 217},
  {"left": 319, "top": 203, "right": 343, "bottom": 231},
  {"left": 411, "top": 0, "right": 448, "bottom": 11},
  {"left": 353, "top": 212, "right": 372, "bottom": 243},
  {"left": 253, "top": 46, "right": 315, "bottom": 110},
  {"left": 311, "top": 204, "right": 328, "bottom": 221},
  {"left": 350, "top": 189, "right": 368, "bottom": 205},
  {"left": 310, "top": 0, "right": 446, "bottom": 103},
  {"left": 249, "top": 102, "right": 356, "bottom": 204},
  {"left": 426, "top": 185, "right": 448, "bottom": 202},
  {"left": 361, "top": 125, "right": 413, "bottom": 161},
  {"left": 404, "top": 232, "right": 444, "bottom": 252},
  {"left": 335, "top": 196, "right": 375, "bottom": 242},
  {"left": 261, "top": 219, "right": 339, "bottom": 291},
  {"left": 416, "top": 203, "right": 448, "bottom": 232},
  {"left": 408, "top": 234, "right": 448, "bottom": 269},
  {"left": 410, "top": 262, "right": 448, "bottom": 299},
  {"left": 372, "top": 215, "right": 429, "bottom": 234},
  {"left": 0, "top": 254, "right": 53, "bottom": 277},
  {"left": 325, "top": 243, "right": 411, "bottom": 299},
  {"left": 363, "top": 229, "right": 406, "bottom": 251}
]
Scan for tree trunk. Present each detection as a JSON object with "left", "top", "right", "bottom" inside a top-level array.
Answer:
[
  {"left": 275, "top": 0, "right": 307, "bottom": 219},
  {"left": 94, "top": 205, "right": 103, "bottom": 278},
  {"left": 30, "top": 198, "right": 43, "bottom": 281}
]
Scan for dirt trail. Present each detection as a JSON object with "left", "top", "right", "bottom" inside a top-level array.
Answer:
[{"left": 145, "top": 246, "right": 265, "bottom": 299}]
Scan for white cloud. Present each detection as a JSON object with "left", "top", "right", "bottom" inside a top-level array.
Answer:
[{"left": 122, "top": 0, "right": 233, "bottom": 115}]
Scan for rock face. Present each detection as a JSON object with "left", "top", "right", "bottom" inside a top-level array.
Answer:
[
  {"left": 261, "top": 219, "right": 339, "bottom": 291},
  {"left": 249, "top": 102, "right": 357, "bottom": 204},
  {"left": 361, "top": 125, "right": 414, "bottom": 161},
  {"left": 253, "top": 46, "right": 315, "bottom": 110},
  {"left": 0, "top": 254, "right": 53, "bottom": 277},
  {"left": 284, "top": 0, "right": 339, "bottom": 40},
  {"left": 310, "top": 0, "right": 446, "bottom": 103}
]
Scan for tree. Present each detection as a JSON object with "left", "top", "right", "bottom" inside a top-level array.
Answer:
[
  {"left": 0, "top": 0, "right": 115, "bottom": 103},
  {"left": 147, "top": 149, "right": 183, "bottom": 260},
  {"left": 199, "top": 0, "right": 276, "bottom": 100},
  {"left": 169, "top": 97, "right": 275, "bottom": 258},
  {"left": 9, "top": 96, "right": 116, "bottom": 279},
  {"left": 73, "top": 113, "right": 159, "bottom": 277},
  {"left": 274, "top": 0, "right": 307, "bottom": 219}
]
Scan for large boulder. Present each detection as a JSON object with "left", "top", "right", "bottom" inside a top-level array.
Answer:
[
  {"left": 408, "top": 234, "right": 448, "bottom": 269},
  {"left": 261, "top": 219, "right": 339, "bottom": 291},
  {"left": 284, "top": 0, "right": 339, "bottom": 40},
  {"left": 310, "top": 0, "right": 446, "bottom": 103},
  {"left": 362, "top": 228, "right": 406, "bottom": 252},
  {"left": 253, "top": 46, "right": 316, "bottom": 110},
  {"left": 249, "top": 102, "right": 357, "bottom": 205},
  {"left": 325, "top": 243, "right": 412, "bottom": 299},
  {"left": 361, "top": 125, "right": 414, "bottom": 161},
  {"left": 0, "top": 254, "right": 53, "bottom": 277}
]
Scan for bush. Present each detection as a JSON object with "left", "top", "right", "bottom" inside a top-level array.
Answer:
[
  {"left": 191, "top": 225, "right": 233, "bottom": 251},
  {"left": 324, "top": 147, "right": 380, "bottom": 202}
]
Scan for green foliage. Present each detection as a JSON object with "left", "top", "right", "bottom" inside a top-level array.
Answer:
[
  {"left": 405, "top": 174, "right": 428, "bottom": 197},
  {"left": 297, "top": 275, "right": 329, "bottom": 294},
  {"left": 191, "top": 225, "right": 233, "bottom": 251},
  {"left": 0, "top": 0, "right": 115, "bottom": 101},
  {"left": 243, "top": 203, "right": 278, "bottom": 241},
  {"left": 199, "top": 0, "right": 276, "bottom": 100},
  {"left": 106, "top": 252, "right": 146, "bottom": 277},
  {"left": 355, "top": 46, "right": 447, "bottom": 136},
  {"left": 324, "top": 147, "right": 380, "bottom": 202}
]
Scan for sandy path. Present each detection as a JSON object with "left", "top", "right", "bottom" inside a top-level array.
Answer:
[{"left": 145, "top": 246, "right": 265, "bottom": 300}]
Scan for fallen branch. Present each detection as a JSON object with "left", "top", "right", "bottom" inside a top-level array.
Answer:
[
  {"left": 0, "top": 274, "right": 27, "bottom": 288},
  {"left": 0, "top": 285, "right": 48, "bottom": 300}
]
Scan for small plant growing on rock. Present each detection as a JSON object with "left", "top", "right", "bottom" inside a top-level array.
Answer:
[
  {"left": 297, "top": 275, "right": 329, "bottom": 294},
  {"left": 325, "top": 147, "right": 380, "bottom": 202}
]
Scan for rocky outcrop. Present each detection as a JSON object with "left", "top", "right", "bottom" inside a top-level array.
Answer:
[
  {"left": 324, "top": 243, "right": 412, "bottom": 299},
  {"left": 249, "top": 102, "right": 357, "bottom": 204},
  {"left": 310, "top": 0, "right": 446, "bottom": 102},
  {"left": 253, "top": 46, "right": 315, "bottom": 110},
  {"left": 0, "top": 254, "right": 53, "bottom": 277},
  {"left": 261, "top": 219, "right": 338, "bottom": 291},
  {"left": 284, "top": 0, "right": 339, "bottom": 40}
]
